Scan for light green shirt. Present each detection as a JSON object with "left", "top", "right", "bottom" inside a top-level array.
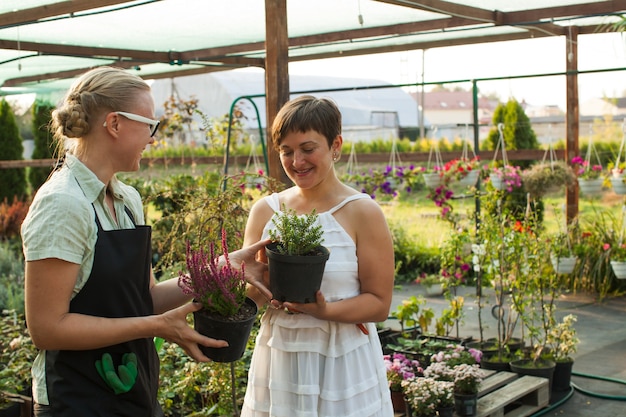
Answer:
[{"left": 21, "top": 154, "right": 146, "bottom": 405}]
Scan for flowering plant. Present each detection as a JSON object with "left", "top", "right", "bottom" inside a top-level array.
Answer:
[
  {"left": 441, "top": 157, "right": 481, "bottom": 182},
  {"left": 488, "top": 164, "right": 523, "bottom": 192},
  {"left": 571, "top": 156, "right": 603, "bottom": 180},
  {"left": 344, "top": 164, "right": 421, "bottom": 200},
  {"left": 546, "top": 314, "right": 579, "bottom": 362},
  {"left": 423, "top": 361, "right": 454, "bottom": 381},
  {"left": 451, "top": 364, "right": 483, "bottom": 395},
  {"left": 603, "top": 241, "right": 626, "bottom": 262},
  {"left": 384, "top": 352, "right": 422, "bottom": 391},
  {"left": 430, "top": 344, "right": 482, "bottom": 367},
  {"left": 178, "top": 229, "right": 247, "bottom": 316},
  {"left": 401, "top": 377, "right": 454, "bottom": 415}
]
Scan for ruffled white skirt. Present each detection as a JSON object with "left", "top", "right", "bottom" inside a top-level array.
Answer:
[{"left": 241, "top": 308, "right": 393, "bottom": 417}]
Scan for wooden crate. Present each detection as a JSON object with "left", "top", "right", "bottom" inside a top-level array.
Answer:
[{"left": 476, "top": 372, "right": 549, "bottom": 417}]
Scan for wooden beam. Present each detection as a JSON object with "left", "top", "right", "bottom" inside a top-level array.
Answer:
[
  {"left": 0, "top": 0, "right": 126, "bottom": 28},
  {"left": 375, "top": 0, "right": 493, "bottom": 22},
  {"left": 566, "top": 26, "right": 580, "bottom": 225},
  {"left": 264, "top": 0, "right": 290, "bottom": 185}
]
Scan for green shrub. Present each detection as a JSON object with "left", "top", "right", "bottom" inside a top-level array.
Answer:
[
  {"left": 0, "top": 241, "right": 24, "bottom": 314},
  {"left": 0, "top": 99, "right": 27, "bottom": 202},
  {"left": 390, "top": 223, "right": 440, "bottom": 284},
  {"left": 0, "top": 310, "right": 35, "bottom": 405},
  {"left": 28, "top": 100, "right": 56, "bottom": 192}
]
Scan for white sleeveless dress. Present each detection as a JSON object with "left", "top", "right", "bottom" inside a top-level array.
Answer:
[{"left": 241, "top": 193, "right": 393, "bottom": 417}]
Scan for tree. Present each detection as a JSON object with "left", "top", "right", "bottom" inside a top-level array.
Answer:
[
  {"left": 0, "top": 99, "right": 27, "bottom": 202},
  {"left": 484, "top": 99, "right": 539, "bottom": 158},
  {"left": 483, "top": 99, "right": 543, "bottom": 224},
  {"left": 29, "top": 100, "right": 56, "bottom": 192}
]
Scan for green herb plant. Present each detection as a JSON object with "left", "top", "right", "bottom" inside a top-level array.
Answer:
[{"left": 268, "top": 205, "right": 324, "bottom": 256}]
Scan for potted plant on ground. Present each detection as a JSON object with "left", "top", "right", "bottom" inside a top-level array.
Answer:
[
  {"left": 265, "top": 205, "right": 330, "bottom": 303},
  {"left": 414, "top": 273, "right": 444, "bottom": 296},
  {"left": 178, "top": 229, "right": 258, "bottom": 362},
  {"left": 545, "top": 314, "right": 579, "bottom": 393},
  {"left": 509, "top": 237, "right": 561, "bottom": 398}
]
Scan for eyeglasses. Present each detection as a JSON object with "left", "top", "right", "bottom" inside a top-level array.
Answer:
[{"left": 103, "top": 111, "right": 160, "bottom": 137}]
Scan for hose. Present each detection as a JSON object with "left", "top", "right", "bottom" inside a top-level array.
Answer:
[
  {"left": 530, "top": 386, "right": 575, "bottom": 416},
  {"left": 569, "top": 371, "right": 626, "bottom": 401},
  {"left": 529, "top": 371, "right": 626, "bottom": 416}
]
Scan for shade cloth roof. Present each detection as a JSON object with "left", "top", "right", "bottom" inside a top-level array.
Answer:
[{"left": 1, "top": 0, "right": 625, "bottom": 95}]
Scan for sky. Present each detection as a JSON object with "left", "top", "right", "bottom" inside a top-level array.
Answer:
[{"left": 288, "top": 32, "right": 626, "bottom": 110}]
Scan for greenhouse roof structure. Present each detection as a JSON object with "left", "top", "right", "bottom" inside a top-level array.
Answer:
[{"left": 1, "top": 0, "right": 625, "bottom": 95}]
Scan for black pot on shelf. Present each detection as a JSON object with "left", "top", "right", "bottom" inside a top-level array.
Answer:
[{"left": 266, "top": 242, "right": 330, "bottom": 303}]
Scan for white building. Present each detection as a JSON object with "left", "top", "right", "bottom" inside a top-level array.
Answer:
[{"left": 149, "top": 68, "right": 422, "bottom": 144}]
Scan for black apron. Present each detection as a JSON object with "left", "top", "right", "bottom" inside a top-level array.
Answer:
[{"left": 44, "top": 207, "right": 161, "bottom": 417}]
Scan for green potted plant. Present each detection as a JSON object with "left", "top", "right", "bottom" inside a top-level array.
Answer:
[
  {"left": 178, "top": 229, "right": 258, "bottom": 362},
  {"left": 265, "top": 205, "right": 330, "bottom": 303}
]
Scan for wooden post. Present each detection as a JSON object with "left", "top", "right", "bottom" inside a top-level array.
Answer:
[
  {"left": 565, "top": 26, "right": 579, "bottom": 225},
  {"left": 264, "top": 0, "right": 291, "bottom": 185}
]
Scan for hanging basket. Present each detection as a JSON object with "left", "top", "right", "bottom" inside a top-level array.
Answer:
[
  {"left": 459, "top": 169, "right": 479, "bottom": 187},
  {"left": 551, "top": 255, "right": 577, "bottom": 274},
  {"left": 578, "top": 178, "right": 604, "bottom": 195},
  {"left": 489, "top": 173, "right": 506, "bottom": 190},
  {"left": 424, "top": 172, "right": 444, "bottom": 188},
  {"left": 610, "top": 176, "right": 626, "bottom": 195},
  {"left": 610, "top": 261, "right": 626, "bottom": 279}
]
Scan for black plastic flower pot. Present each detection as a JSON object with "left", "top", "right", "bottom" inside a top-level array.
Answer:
[
  {"left": 265, "top": 242, "right": 330, "bottom": 303},
  {"left": 193, "top": 297, "right": 258, "bottom": 362}
]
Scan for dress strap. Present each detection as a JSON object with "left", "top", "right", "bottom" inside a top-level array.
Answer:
[
  {"left": 327, "top": 193, "right": 370, "bottom": 214},
  {"left": 264, "top": 193, "right": 282, "bottom": 212}
]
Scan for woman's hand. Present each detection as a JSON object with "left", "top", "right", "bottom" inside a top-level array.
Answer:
[
  {"left": 228, "top": 238, "right": 272, "bottom": 301},
  {"left": 159, "top": 302, "right": 228, "bottom": 362},
  {"left": 278, "top": 290, "right": 327, "bottom": 317}
]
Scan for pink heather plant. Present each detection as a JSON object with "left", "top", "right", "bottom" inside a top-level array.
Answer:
[{"left": 178, "top": 229, "right": 247, "bottom": 317}]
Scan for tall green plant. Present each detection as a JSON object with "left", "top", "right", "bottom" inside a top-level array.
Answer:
[
  {"left": 28, "top": 100, "right": 56, "bottom": 191},
  {"left": 484, "top": 99, "right": 539, "bottom": 169},
  {"left": 0, "top": 99, "right": 26, "bottom": 202}
]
